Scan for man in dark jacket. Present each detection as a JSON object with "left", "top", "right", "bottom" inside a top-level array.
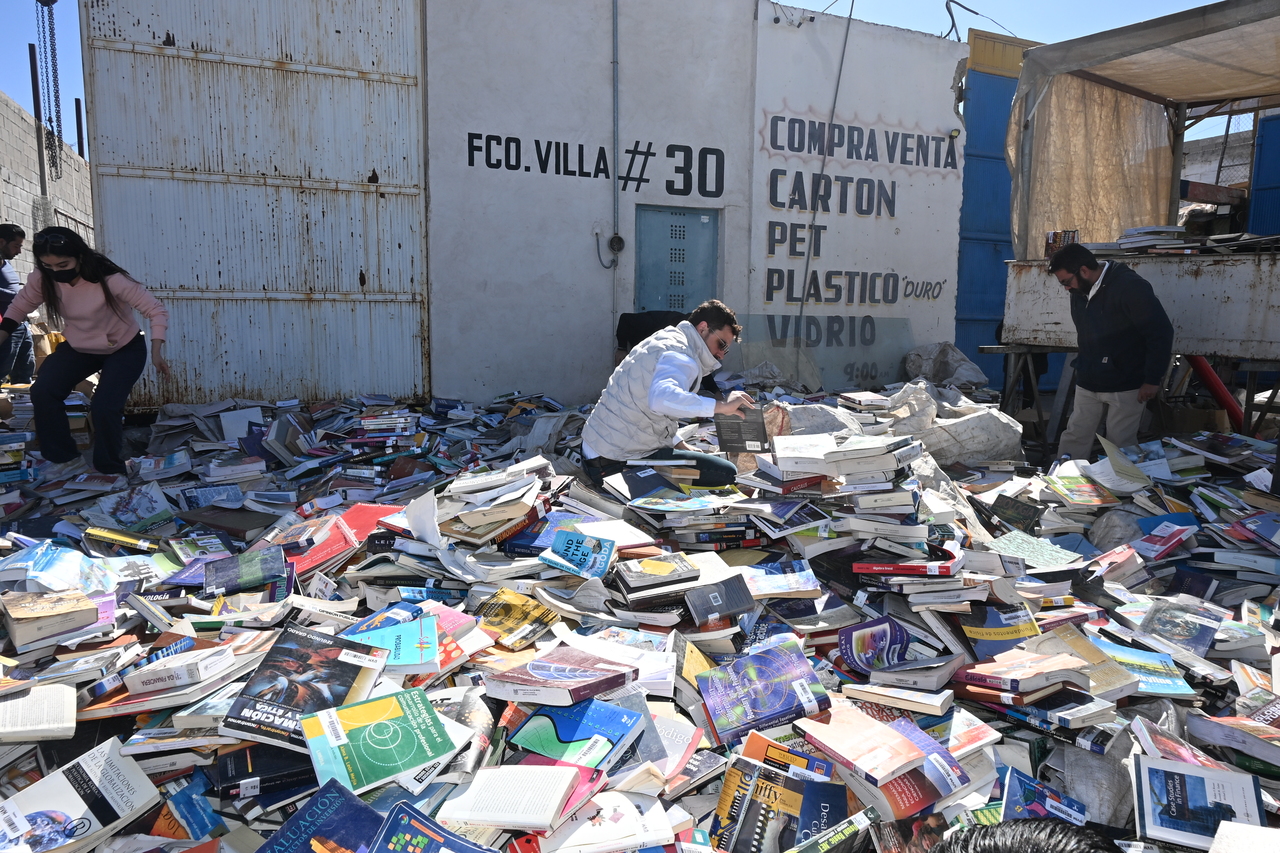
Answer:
[{"left": 1049, "top": 243, "right": 1174, "bottom": 460}]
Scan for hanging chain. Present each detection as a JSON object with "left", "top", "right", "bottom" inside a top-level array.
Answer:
[{"left": 35, "top": 1, "right": 63, "bottom": 180}]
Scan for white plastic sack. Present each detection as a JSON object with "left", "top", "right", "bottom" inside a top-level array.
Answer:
[{"left": 903, "top": 341, "right": 989, "bottom": 388}]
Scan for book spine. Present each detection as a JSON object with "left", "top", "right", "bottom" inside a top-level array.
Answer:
[{"left": 953, "top": 671, "right": 1019, "bottom": 691}]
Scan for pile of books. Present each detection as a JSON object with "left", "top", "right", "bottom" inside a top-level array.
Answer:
[{"left": 0, "top": 390, "right": 1277, "bottom": 853}]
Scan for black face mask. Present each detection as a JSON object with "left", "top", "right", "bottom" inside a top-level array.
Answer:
[{"left": 49, "top": 268, "right": 79, "bottom": 283}]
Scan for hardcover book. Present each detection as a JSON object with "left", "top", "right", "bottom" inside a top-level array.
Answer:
[
  {"left": 696, "top": 634, "right": 831, "bottom": 744},
  {"left": 218, "top": 622, "right": 388, "bottom": 752}
]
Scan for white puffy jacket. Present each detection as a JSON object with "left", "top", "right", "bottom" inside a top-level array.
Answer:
[{"left": 582, "top": 321, "right": 720, "bottom": 460}]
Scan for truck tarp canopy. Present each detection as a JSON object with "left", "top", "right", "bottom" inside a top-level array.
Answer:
[{"left": 1006, "top": 0, "right": 1280, "bottom": 260}]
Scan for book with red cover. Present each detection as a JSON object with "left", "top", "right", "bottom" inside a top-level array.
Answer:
[
  {"left": 338, "top": 502, "right": 405, "bottom": 543},
  {"left": 1130, "top": 522, "right": 1196, "bottom": 561}
]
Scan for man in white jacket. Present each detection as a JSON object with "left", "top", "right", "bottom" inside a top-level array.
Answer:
[{"left": 581, "top": 300, "right": 754, "bottom": 487}]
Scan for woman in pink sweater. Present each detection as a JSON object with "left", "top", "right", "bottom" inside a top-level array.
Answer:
[{"left": 0, "top": 227, "right": 170, "bottom": 476}]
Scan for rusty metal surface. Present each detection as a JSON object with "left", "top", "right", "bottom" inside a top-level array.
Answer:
[
  {"left": 82, "top": 0, "right": 427, "bottom": 406},
  {"left": 1002, "top": 254, "right": 1280, "bottom": 360}
]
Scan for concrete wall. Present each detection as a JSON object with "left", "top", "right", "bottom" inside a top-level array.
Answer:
[
  {"left": 0, "top": 89, "right": 93, "bottom": 279},
  {"left": 1182, "top": 129, "right": 1254, "bottom": 188},
  {"left": 746, "top": 7, "right": 968, "bottom": 391},
  {"left": 426, "top": 1, "right": 968, "bottom": 403},
  {"left": 425, "top": 0, "right": 756, "bottom": 405}
]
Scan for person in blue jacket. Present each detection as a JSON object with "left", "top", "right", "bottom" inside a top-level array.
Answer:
[{"left": 1049, "top": 243, "right": 1174, "bottom": 461}]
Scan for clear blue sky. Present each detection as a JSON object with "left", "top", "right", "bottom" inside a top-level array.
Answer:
[{"left": 0, "top": 0, "right": 1234, "bottom": 153}]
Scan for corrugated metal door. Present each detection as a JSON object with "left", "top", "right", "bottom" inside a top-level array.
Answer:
[
  {"left": 1248, "top": 115, "right": 1280, "bottom": 236},
  {"left": 635, "top": 206, "right": 719, "bottom": 313},
  {"left": 80, "top": 2, "right": 427, "bottom": 406}
]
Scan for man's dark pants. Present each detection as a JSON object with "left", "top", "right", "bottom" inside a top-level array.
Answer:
[
  {"left": 584, "top": 448, "right": 738, "bottom": 488},
  {"left": 0, "top": 323, "right": 35, "bottom": 384}
]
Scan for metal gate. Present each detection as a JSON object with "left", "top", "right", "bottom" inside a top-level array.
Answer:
[
  {"left": 634, "top": 206, "right": 719, "bottom": 313},
  {"left": 80, "top": 1, "right": 428, "bottom": 406}
]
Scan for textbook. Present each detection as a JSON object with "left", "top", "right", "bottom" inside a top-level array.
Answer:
[
  {"left": 212, "top": 741, "right": 318, "bottom": 800},
  {"left": 218, "top": 622, "right": 388, "bottom": 752},
  {"left": 0, "top": 737, "right": 161, "bottom": 852},
  {"left": 483, "top": 646, "right": 638, "bottom": 705},
  {"left": 256, "top": 778, "right": 385, "bottom": 853},
  {"left": 954, "top": 602, "right": 1042, "bottom": 659},
  {"left": 696, "top": 634, "right": 830, "bottom": 744},
  {"left": 507, "top": 697, "right": 646, "bottom": 772},
  {"left": 1132, "top": 755, "right": 1264, "bottom": 850},
  {"left": 836, "top": 616, "right": 912, "bottom": 675},
  {"left": 358, "top": 615, "right": 441, "bottom": 675},
  {"left": 372, "top": 804, "right": 503, "bottom": 853},
  {"left": 473, "top": 587, "right": 559, "bottom": 651},
  {"left": 202, "top": 546, "right": 290, "bottom": 597},
  {"left": 794, "top": 699, "right": 926, "bottom": 787},
  {"left": 714, "top": 406, "right": 769, "bottom": 454},
  {"left": 300, "top": 688, "right": 465, "bottom": 794}
]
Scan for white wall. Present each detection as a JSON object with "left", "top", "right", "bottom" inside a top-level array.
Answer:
[
  {"left": 746, "top": 4, "right": 968, "bottom": 390},
  {"left": 0, "top": 89, "right": 93, "bottom": 278},
  {"left": 425, "top": 0, "right": 757, "bottom": 404}
]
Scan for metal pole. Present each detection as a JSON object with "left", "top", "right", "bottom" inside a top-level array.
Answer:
[
  {"left": 1169, "top": 103, "right": 1187, "bottom": 226},
  {"left": 74, "top": 97, "right": 84, "bottom": 159},
  {"left": 28, "top": 44, "right": 48, "bottom": 197}
]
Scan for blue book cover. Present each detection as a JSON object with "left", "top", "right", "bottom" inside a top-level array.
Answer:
[
  {"left": 503, "top": 512, "right": 598, "bottom": 557},
  {"left": 339, "top": 602, "right": 426, "bottom": 638},
  {"left": 371, "top": 803, "right": 500, "bottom": 853},
  {"left": 508, "top": 697, "right": 645, "bottom": 770},
  {"left": 836, "top": 616, "right": 912, "bottom": 675},
  {"left": 358, "top": 616, "right": 440, "bottom": 674},
  {"left": 537, "top": 529, "right": 615, "bottom": 580},
  {"left": 258, "top": 779, "right": 384, "bottom": 853},
  {"left": 955, "top": 603, "right": 1042, "bottom": 660},
  {"left": 794, "top": 780, "right": 849, "bottom": 847},
  {"left": 1088, "top": 637, "right": 1196, "bottom": 698},
  {"left": 1001, "top": 767, "right": 1086, "bottom": 824},
  {"left": 696, "top": 635, "right": 831, "bottom": 745}
]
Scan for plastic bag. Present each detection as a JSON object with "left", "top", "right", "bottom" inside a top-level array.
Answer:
[{"left": 903, "top": 341, "right": 988, "bottom": 388}]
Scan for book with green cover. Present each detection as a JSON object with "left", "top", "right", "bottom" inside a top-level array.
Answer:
[
  {"left": 300, "top": 688, "right": 461, "bottom": 794},
  {"left": 507, "top": 697, "right": 645, "bottom": 771}
]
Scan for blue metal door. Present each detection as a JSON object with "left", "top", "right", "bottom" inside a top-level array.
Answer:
[
  {"left": 635, "top": 206, "right": 719, "bottom": 313},
  {"left": 956, "top": 69, "right": 1017, "bottom": 390},
  {"left": 956, "top": 69, "right": 1066, "bottom": 391},
  {"left": 1248, "top": 115, "right": 1280, "bottom": 236}
]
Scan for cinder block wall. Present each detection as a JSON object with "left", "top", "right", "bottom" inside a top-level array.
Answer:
[{"left": 0, "top": 88, "right": 94, "bottom": 279}]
